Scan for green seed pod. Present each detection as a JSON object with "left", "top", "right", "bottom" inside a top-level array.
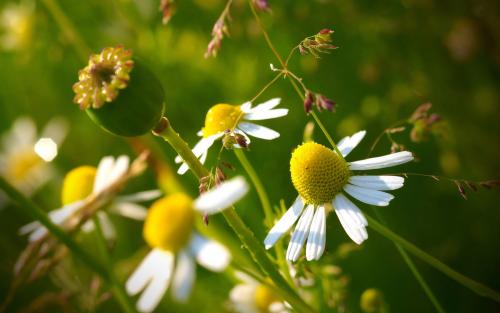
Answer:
[{"left": 73, "top": 46, "right": 165, "bottom": 137}]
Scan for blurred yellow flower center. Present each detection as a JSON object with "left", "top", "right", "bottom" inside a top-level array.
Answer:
[
  {"left": 254, "top": 285, "right": 279, "bottom": 312},
  {"left": 143, "top": 193, "right": 195, "bottom": 252},
  {"left": 61, "top": 166, "right": 97, "bottom": 205},
  {"left": 202, "top": 104, "right": 242, "bottom": 137},
  {"left": 290, "top": 142, "right": 350, "bottom": 205},
  {"left": 6, "top": 149, "right": 41, "bottom": 181}
]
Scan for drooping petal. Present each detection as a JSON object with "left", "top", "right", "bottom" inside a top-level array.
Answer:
[
  {"left": 110, "top": 202, "right": 148, "bottom": 220},
  {"left": 194, "top": 176, "right": 249, "bottom": 215},
  {"left": 349, "top": 151, "right": 414, "bottom": 170},
  {"left": 264, "top": 196, "right": 304, "bottom": 249},
  {"left": 286, "top": 205, "right": 315, "bottom": 262},
  {"left": 97, "top": 211, "right": 116, "bottom": 241},
  {"left": 343, "top": 184, "right": 394, "bottom": 206},
  {"left": 176, "top": 133, "right": 222, "bottom": 174},
  {"left": 189, "top": 233, "right": 231, "bottom": 272},
  {"left": 126, "top": 249, "right": 174, "bottom": 313},
  {"left": 349, "top": 175, "right": 405, "bottom": 190},
  {"left": 171, "top": 250, "right": 196, "bottom": 302},
  {"left": 306, "top": 205, "right": 326, "bottom": 261},
  {"left": 243, "top": 109, "right": 288, "bottom": 121},
  {"left": 237, "top": 122, "right": 280, "bottom": 140},
  {"left": 336, "top": 130, "right": 366, "bottom": 157},
  {"left": 332, "top": 193, "right": 368, "bottom": 244}
]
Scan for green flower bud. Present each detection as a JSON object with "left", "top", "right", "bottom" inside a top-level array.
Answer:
[{"left": 73, "top": 46, "right": 165, "bottom": 137}]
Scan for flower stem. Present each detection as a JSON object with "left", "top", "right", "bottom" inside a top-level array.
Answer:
[
  {"left": 366, "top": 214, "right": 500, "bottom": 303},
  {"left": 0, "top": 177, "right": 137, "bottom": 313},
  {"left": 153, "top": 118, "right": 316, "bottom": 313},
  {"left": 372, "top": 208, "right": 446, "bottom": 313},
  {"left": 233, "top": 149, "right": 273, "bottom": 227}
]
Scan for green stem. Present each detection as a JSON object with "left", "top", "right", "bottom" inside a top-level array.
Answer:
[
  {"left": 366, "top": 214, "right": 500, "bottom": 303},
  {"left": 0, "top": 177, "right": 136, "bottom": 313},
  {"left": 153, "top": 119, "right": 315, "bottom": 313},
  {"left": 92, "top": 217, "right": 137, "bottom": 313},
  {"left": 233, "top": 149, "right": 273, "bottom": 227},
  {"left": 372, "top": 209, "right": 445, "bottom": 313},
  {"left": 40, "top": 0, "right": 91, "bottom": 61}
]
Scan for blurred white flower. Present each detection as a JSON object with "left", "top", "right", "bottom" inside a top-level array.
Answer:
[
  {"left": 0, "top": 116, "right": 67, "bottom": 205},
  {"left": 230, "top": 272, "right": 290, "bottom": 313},
  {"left": 175, "top": 98, "right": 288, "bottom": 174},
  {"left": 126, "top": 177, "right": 249, "bottom": 313},
  {"left": 19, "top": 155, "right": 161, "bottom": 242},
  {"left": 0, "top": 0, "right": 34, "bottom": 51}
]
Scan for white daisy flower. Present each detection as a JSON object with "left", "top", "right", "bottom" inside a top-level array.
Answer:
[
  {"left": 126, "top": 176, "right": 249, "bottom": 313},
  {"left": 0, "top": 0, "right": 34, "bottom": 51},
  {"left": 19, "top": 155, "right": 161, "bottom": 242},
  {"left": 175, "top": 98, "right": 288, "bottom": 174},
  {"left": 0, "top": 116, "right": 68, "bottom": 205},
  {"left": 264, "top": 131, "right": 414, "bottom": 262},
  {"left": 230, "top": 272, "right": 290, "bottom": 313}
]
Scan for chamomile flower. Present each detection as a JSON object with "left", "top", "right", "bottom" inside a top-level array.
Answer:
[
  {"left": 126, "top": 177, "right": 249, "bottom": 312},
  {"left": 19, "top": 155, "right": 161, "bottom": 242},
  {"left": 175, "top": 98, "right": 288, "bottom": 174},
  {"left": 264, "top": 131, "right": 414, "bottom": 262},
  {"left": 0, "top": 116, "right": 67, "bottom": 205},
  {"left": 230, "top": 272, "right": 290, "bottom": 313}
]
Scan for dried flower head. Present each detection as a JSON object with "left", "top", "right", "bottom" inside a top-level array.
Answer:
[
  {"left": 159, "top": 0, "right": 176, "bottom": 24},
  {"left": 73, "top": 46, "right": 134, "bottom": 110},
  {"left": 408, "top": 102, "right": 445, "bottom": 142}
]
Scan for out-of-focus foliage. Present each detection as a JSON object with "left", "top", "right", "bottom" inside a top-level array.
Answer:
[{"left": 0, "top": 0, "right": 499, "bottom": 312}]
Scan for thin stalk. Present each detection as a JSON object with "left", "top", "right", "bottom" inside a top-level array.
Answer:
[
  {"left": 92, "top": 217, "right": 137, "bottom": 313},
  {"left": 153, "top": 118, "right": 316, "bottom": 313},
  {"left": 233, "top": 149, "right": 273, "bottom": 227},
  {"left": 0, "top": 177, "right": 136, "bottom": 313},
  {"left": 372, "top": 208, "right": 445, "bottom": 313},
  {"left": 366, "top": 214, "right": 500, "bottom": 302},
  {"left": 40, "top": 0, "right": 91, "bottom": 61}
]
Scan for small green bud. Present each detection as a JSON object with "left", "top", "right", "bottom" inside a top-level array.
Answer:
[{"left": 73, "top": 46, "right": 165, "bottom": 137}]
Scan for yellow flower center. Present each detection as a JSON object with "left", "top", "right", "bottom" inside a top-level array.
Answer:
[
  {"left": 254, "top": 285, "right": 279, "bottom": 312},
  {"left": 143, "top": 193, "right": 195, "bottom": 252},
  {"left": 290, "top": 142, "right": 350, "bottom": 205},
  {"left": 6, "top": 149, "right": 42, "bottom": 182},
  {"left": 202, "top": 104, "right": 242, "bottom": 137},
  {"left": 61, "top": 166, "right": 97, "bottom": 205}
]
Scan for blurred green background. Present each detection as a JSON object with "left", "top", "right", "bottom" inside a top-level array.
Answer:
[{"left": 0, "top": 0, "right": 499, "bottom": 312}]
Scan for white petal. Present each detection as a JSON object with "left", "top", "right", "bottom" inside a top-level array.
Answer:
[
  {"left": 286, "top": 205, "right": 315, "bottom": 262},
  {"left": 115, "top": 190, "right": 162, "bottom": 203},
  {"left": 177, "top": 162, "right": 190, "bottom": 175},
  {"left": 171, "top": 250, "right": 196, "bottom": 302},
  {"left": 349, "top": 151, "right": 414, "bottom": 170},
  {"left": 264, "top": 196, "right": 304, "bottom": 249},
  {"left": 97, "top": 211, "right": 115, "bottom": 241},
  {"left": 349, "top": 176, "right": 405, "bottom": 191},
  {"left": 343, "top": 184, "right": 394, "bottom": 206},
  {"left": 306, "top": 205, "right": 326, "bottom": 261},
  {"left": 237, "top": 122, "right": 280, "bottom": 140},
  {"left": 106, "top": 155, "right": 130, "bottom": 187},
  {"left": 126, "top": 249, "right": 174, "bottom": 313},
  {"left": 189, "top": 234, "right": 231, "bottom": 272},
  {"left": 244, "top": 98, "right": 281, "bottom": 113},
  {"left": 110, "top": 202, "right": 148, "bottom": 220},
  {"left": 336, "top": 130, "right": 366, "bottom": 157},
  {"left": 230, "top": 284, "right": 259, "bottom": 313},
  {"left": 40, "top": 117, "right": 68, "bottom": 145},
  {"left": 240, "top": 101, "right": 252, "bottom": 112},
  {"left": 194, "top": 176, "right": 249, "bottom": 215},
  {"left": 34, "top": 138, "right": 58, "bottom": 162},
  {"left": 176, "top": 134, "right": 221, "bottom": 174},
  {"left": 333, "top": 194, "right": 368, "bottom": 245},
  {"left": 93, "top": 156, "right": 114, "bottom": 193},
  {"left": 243, "top": 109, "right": 288, "bottom": 121}
]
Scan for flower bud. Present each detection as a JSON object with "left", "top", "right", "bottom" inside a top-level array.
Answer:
[
  {"left": 73, "top": 46, "right": 165, "bottom": 137},
  {"left": 304, "top": 91, "right": 315, "bottom": 113},
  {"left": 360, "top": 288, "right": 386, "bottom": 313}
]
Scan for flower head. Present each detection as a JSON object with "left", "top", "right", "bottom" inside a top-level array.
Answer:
[
  {"left": 73, "top": 46, "right": 134, "bottom": 110},
  {"left": 264, "top": 131, "right": 414, "bottom": 261},
  {"left": 126, "top": 177, "right": 249, "bottom": 312},
  {"left": 175, "top": 98, "right": 288, "bottom": 174}
]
